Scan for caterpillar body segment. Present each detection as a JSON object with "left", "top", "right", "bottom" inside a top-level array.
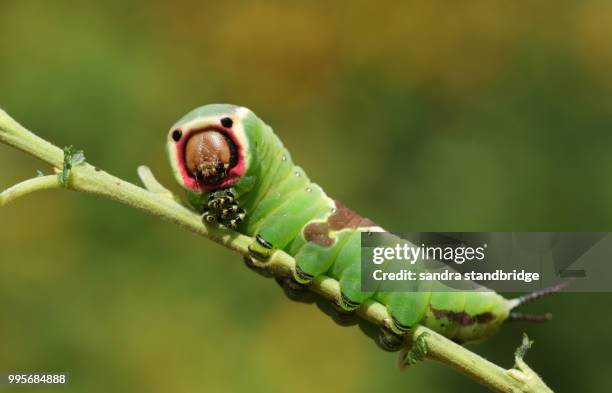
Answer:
[{"left": 166, "top": 104, "right": 559, "bottom": 346}]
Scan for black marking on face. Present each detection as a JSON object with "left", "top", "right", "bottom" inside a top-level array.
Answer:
[
  {"left": 172, "top": 129, "right": 182, "bottom": 142},
  {"left": 221, "top": 117, "right": 233, "bottom": 128}
]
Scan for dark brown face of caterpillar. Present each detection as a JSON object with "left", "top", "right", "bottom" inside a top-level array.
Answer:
[{"left": 184, "top": 130, "right": 238, "bottom": 185}]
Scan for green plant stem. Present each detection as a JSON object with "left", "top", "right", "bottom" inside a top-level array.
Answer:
[
  {"left": 0, "top": 175, "right": 59, "bottom": 206},
  {"left": 136, "top": 165, "right": 179, "bottom": 201},
  {"left": 0, "top": 108, "right": 553, "bottom": 393}
]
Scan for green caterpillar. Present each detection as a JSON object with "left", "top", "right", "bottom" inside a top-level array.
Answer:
[{"left": 166, "top": 104, "right": 560, "bottom": 349}]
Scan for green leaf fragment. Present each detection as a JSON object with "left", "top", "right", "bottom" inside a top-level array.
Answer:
[
  {"left": 35, "top": 170, "right": 44, "bottom": 177},
  {"left": 401, "top": 332, "right": 429, "bottom": 368},
  {"left": 58, "top": 145, "right": 86, "bottom": 187},
  {"left": 515, "top": 333, "right": 534, "bottom": 361}
]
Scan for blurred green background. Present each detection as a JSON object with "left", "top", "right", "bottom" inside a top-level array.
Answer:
[{"left": 1, "top": 1, "right": 611, "bottom": 392}]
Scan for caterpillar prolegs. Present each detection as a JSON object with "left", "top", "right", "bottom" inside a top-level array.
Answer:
[{"left": 166, "top": 104, "right": 562, "bottom": 349}]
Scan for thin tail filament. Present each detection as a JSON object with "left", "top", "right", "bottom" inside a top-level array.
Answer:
[{"left": 505, "top": 282, "right": 569, "bottom": 322}]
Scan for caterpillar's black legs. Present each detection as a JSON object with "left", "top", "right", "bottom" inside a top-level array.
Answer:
[
  {"left": 336, "top": 292, "right": 360, "bottom": 313},
  {"left": 317, "top": 297, "right": 358, "bottom": 326},
  {"left": 247, "top": 233, "right": 313, "bottom": 301},
  {"left": 206, "top": 189, "right": 235, "bottom": 210},
  {"left": 275, "top": 275, "right": 315, "bottom": 303},
  {"left": 245, "top": 232, "right": 314, "bottom": 302},
  {"left": 248, "top": 234, "right": 274, "bottom": 261},
  {"left": 202, "top": 190, "right": 245, "bottom": 229},
  {"left": 243, "top": 256, "right": 274, "bottom": 278},
  {"left": 377, "top": 318, "right": 406, "bottom": 352}
]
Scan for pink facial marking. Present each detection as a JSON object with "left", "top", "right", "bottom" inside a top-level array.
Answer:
[{"left": 174, "top": 124, "right": 245, "bottom": 192}]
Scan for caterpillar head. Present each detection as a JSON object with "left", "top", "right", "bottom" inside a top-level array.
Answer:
[{"left": 166, "top": 104, "right": 253, "bottom": 193}]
